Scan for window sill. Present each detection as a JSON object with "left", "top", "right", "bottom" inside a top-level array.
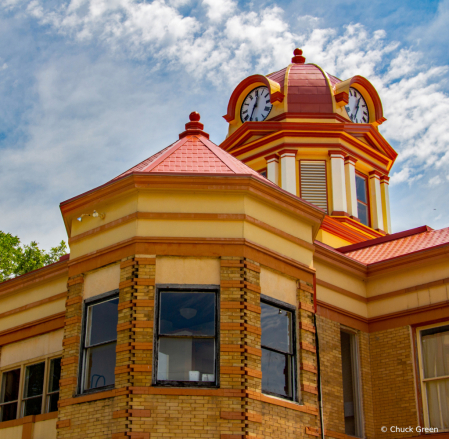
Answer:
[
  {"left": 58, "top": 388, "right": 116, "bottom": 407},
  {"left": 0, "top": 412, "right": 58, "bottom": 429}
]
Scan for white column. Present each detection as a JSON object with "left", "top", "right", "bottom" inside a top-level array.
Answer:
[
  {"left": 344, "top": 156, "right": 358, "bottom": 218},
  {"left": 380, "top": 176, "right": 392, "bottom": 234},
  {"left": 265, "top": 154, "right": 279, "bottom": 186},
  {"left": 279, "top": 149, "right": 297, "bottom": 195},
  {"left": 369, "top": 171, "right": 384, "bottom": 231},
  {"left": 328, "top": 150, "right": 347, "bottom": 215}
]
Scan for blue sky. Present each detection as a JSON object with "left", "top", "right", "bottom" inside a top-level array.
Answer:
[{"left": 1, "top": 0, "right": 449, "bottom": 249}]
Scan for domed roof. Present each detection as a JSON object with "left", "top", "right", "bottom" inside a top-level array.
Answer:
[{"left": 267, "top": 62, "right": 334, "bottom": 114}]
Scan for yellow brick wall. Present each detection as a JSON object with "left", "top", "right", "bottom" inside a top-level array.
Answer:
[{"left": 369, "top": 326, "right": 418, "bottom": 438}]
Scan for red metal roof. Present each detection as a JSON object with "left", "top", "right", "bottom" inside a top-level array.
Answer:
[
  {"left": 343, "top": 227, "right": 449, "bottom": 264},
  {"left": 110, "top": 113, "right": 269, "bottom": 182}
]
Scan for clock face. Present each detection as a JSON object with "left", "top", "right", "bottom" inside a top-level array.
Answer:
[
  {"left": 241, "top": 86, "right": 273, "bottom": 122},
  {"left": 345, "top": 88, "right": 369, "bottom": 123}
]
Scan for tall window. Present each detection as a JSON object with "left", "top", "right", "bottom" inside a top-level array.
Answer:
[
  {"left": 355, "top": 173, "right": 369, "bottom": 226},
  {"left": 341, "top": 330, "right": 362, "bottom": 437},
  {"left": 261, "top": 298, "right": 295, "bottom": 400},
  {"left": 155, "top": 288, "right": 218, "bottom": 386},
  {"left": 81, "top": 294, "right": 119, "bottom": 392},
  {"left": 0, "top": 357, "right": 61, "bottom": 422},
  {"left": 418, "top": 324, "right": 449, "bottom": 430}
]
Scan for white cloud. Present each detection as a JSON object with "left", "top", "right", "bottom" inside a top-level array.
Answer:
[
  {"left": 2, "top": 0, "right": 449, "bottom": 244},
  {"left": 203, "top": 0, "right": 236, "bottom": 22}
]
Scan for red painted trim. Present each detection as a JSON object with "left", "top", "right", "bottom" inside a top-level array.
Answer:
[
  {"left": 264, "top": 153, "right": 279, "bottom": 162},
  {"left": 337, "top": 225, "right": 433, "bottom": 253},
  {"left": 349, "top": 76, "right": 384, "bottom": 124},
  {"left": 344, "top": 156, "right": 357, "bottom": 165},
  {"left": 278, "top": 148, "right": 297, "bottom": 156},
  {"left": 369, "top": 170, "right": 382, "bottom": 178},
  {"left": 380, "top": 175, "right": 390, "bottom": 183},
  {"left": 328, "top": 150, "right": 345, "bottom": 158},
  {"left": 269, "top": 113, "right": 349, "bottom": 123},
  {"left": 223, "top": 75, "right": 284, "bottom": 123},
  {"left": 335, "top": 92, "right": 349, "bottom": 105}
]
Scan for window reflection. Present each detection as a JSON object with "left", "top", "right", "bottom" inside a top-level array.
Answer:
[
  {"left": 261, "top": 301, "right": 295, "bottom": 400},
  {"left": 156, "top": 291, "right": 217, "bottom": 385}
]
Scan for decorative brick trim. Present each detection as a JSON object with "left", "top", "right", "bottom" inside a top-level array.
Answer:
[
  {"left": 220, "top": 280, "right": 261, "bottom": 293},
  {"left": 221, "top": 411, "right": 245, "bottom": 420},
  {"left": 117, "top": 321, "right": 154, "bottom": 332},
  {"left": 64, "top": 316, "right": 81, "bottom": 326},
  {"left": 299, "top": 322, "right": 316, "bottom": 333},
  {"left": 220, "top": 301, "right": 261, "bottom": 313},
  {"left": 135, "top": 257, "right": 156, "bottom": 265},
  {"left": 61, "top": 356, "right": 78, "bottom": 366},
  {"left": 300, "top": 342, "right": 317, "bottom": 353},
  {"left": 220, "top": 344, "right": 262, "bottom": 356},
  {"left": 67, "top": 277, "right": 84, "bottom": 286},
  {"left": 112, "top": 433, "right": 150, "bottom": 439},
  {"left": 244, "top": 261, "right": 261, "bottom": 273},
  {"left": 301, "top": 384, "right": 319, "bottom": 395},
  {"left": 62, "top": 335, "right": 80, "bottom": 346},
  {"left": 300, "top": 362, "right": 318, "bottom": 374},
  {"left": 66, "top": 296, "right": 83, "bottom": 306},
  {"left": 56, "top": 419, "right": 71, "bottom": 429},
  {"left": 113, "top": 409, "right": 152, "bottom": 418},
  {"left": 299, "top": 302, "right": 315, "bottom": 313},
  {"left": 59, "top": 376, "right": 77, "bottom": 387},
  {"left": 120, "top": 259, "right": 136, "bottom": 269},
  {"left": 245, "top": 390, "right": 318, "bottom": 415},
  {"left": 129, "top": 387, "right": 245, "bottom": 397},
  {"left": 297, "top": 280, "right": 314, "bottom": 294},
  {"left": 115, "top": 364, "right": 152, "bottom": 375},
  {"left": 118, "top": 299, "right": 154, "bottom": 310}
]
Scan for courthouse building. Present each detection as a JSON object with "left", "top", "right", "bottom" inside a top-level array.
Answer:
[{"left": 0, "top": 49, "right": 448, "bottom": 439}]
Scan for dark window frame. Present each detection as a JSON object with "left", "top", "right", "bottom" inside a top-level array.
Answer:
[
  {"left": 0, "top": 354, "right": 62, "bottom": 423},
  {"left": 78, "top": 289, "right": 119, "bottom": 395},
  {"left": 153, "top": 284, "right": 220, "bottom": 388},
  {"left": 260, "top": 294, "right": 297, "bottom": 402},
  {"left": 355, "top": 171, "right": 370, "bottom": 227}
]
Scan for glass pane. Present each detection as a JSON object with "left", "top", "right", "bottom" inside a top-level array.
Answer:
[
  {"left": 1, "top": 369, "right": 20, "bottom": 403},
  {"left": 422, "top": 326, "right": 449, "bottom": 379},
  {"left": 24, "top": 362, "right": 45, "bottom": 398},
  {"left": 48, "top": 358, "right": 62, "bottom": 393},
  {"left": 355, "top": 175, "right": 367, "bottom": 203},
  {"left": 87, "top": 298, "right": 119, "bottom": 346},
  {"left": 0, "top": 402, "right": 18, "bottom": 422},
  {"left": 23, "top": 396, "right": 43, "bottom": 416},
  {"left": 160, "top": 292, "right": 215, "bottom": 336},
  {"left": 357, "top": 202, "right": 369, "bottom": 227},
  {"left": 47, "top": 392, "right": 59, "bottom": 413},
  {"left": 85, "top": 342, "right": 116, "bottom": 390},
  {"left": 262, "top": 348, "right": 292, "bottom": 398},
  {"left": 261, "top": 302, "right": 292, "bottom": 353},
  {"left": 426, "top": 378, "right": 449, "bottom": 430},
  {"left": 157, "top": 338, "right": 215, "bottom": 382}
]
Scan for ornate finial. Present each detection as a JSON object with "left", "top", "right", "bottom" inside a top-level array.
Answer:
[
  {"left": 292, "top": 48, "right": 306, "bottom": 64},
  {"left": 189, "top": 111, "right": 201, "bottom": 122},
  {"left": 179, "top": 111, "right": 209, "bottom": 139}
]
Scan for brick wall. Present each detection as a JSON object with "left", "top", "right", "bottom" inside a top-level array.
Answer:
[{"left": 370, "top": 326, "right": 417, "bottom": 438}]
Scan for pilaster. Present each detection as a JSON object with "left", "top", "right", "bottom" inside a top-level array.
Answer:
[
  {"left": 344, "top": 156, "right": 358, "bottom": 218},
  {"left": 279, "top": 149, "right": 297, "bottom": 195},
  {"left": 369, "top": 171, "right": 384, "bottom": 232},
  {"left": 329, "top": 151, "right": 348, "bottom": 215},
  {"left": 265, "top": 154, "right": 279, "bottom": 186},
  {"left": 380, "top": 176, "right": 392, "bottom": 234}
]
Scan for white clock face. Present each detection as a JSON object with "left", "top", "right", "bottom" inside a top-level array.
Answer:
[
  {"left": 345, "top": 88, "right": 369, "bottom": 123},
  {"left": 241, "top": 86, "right": 273, "bottom": 122}
]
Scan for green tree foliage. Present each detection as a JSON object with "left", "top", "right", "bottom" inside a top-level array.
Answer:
[{"left": 0, "top": 231, "right": 67, "bottom": 282}]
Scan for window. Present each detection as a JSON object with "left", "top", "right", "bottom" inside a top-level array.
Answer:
[
  {"left": 259, "top": 169, "right": 267, "bottom": 178},
  {"left": 0, "top": 369, "right": 20, "bottom": 421},
  {"left": 300, "top": 161, "right": 328, "bottom": 213},
  {"left": 0, "top": 357, "right": 61, "bottom": 422},
  {"left": 417, "top": 324, "right": 449, "bottom": 430},
  {"left": 355, "top": 173, "right": 369, "bottom": 226},
  {"left": 81, "top": 294, "right": 119, "bottom": 392},
  {"left": 155, "top": 288, "right": 218, "bottom": 386},
  {"left": 341, "top": 330, "right": 362, "bottom": 437},
  {"left": 261, "top": 298, "right": 295, "bottom": 400}
]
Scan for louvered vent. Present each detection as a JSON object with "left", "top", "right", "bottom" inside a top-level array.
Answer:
[{"left": 300, "top": 161, "right": 328, "bottom": 213}]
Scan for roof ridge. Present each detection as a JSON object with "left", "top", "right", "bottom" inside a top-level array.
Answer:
[
  {"left": 198, "top": 135, "right": 243, "bottom": 174},
  {"left": 141, "top": 136, "right": 190, "bottom": 173}
]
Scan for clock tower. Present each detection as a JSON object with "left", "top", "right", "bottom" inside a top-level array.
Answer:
[{"left": 220, "top": 49, "right": 397, "bottom": 247}]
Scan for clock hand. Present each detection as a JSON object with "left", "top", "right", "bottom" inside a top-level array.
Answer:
[
  {"left": 353, "top": 97, "right": 361, "bottom": 121},
  {"left": 250, "top": 96, "right": 259, "bottom": 121}
]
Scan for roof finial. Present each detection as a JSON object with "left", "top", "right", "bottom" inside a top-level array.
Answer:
[
  {"left": 179, "top": 111, "right": 209, "bottom": 139},
  {"left": 292, "top": 48, "right": 306, "bottom": 64},
  {"left": 189, "top": 111, "right": 201, "bottom": 122}
]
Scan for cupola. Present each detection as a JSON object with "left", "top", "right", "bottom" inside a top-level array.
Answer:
[{"left": 220, "top": 49, "right": 398, "bottom": 246}]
